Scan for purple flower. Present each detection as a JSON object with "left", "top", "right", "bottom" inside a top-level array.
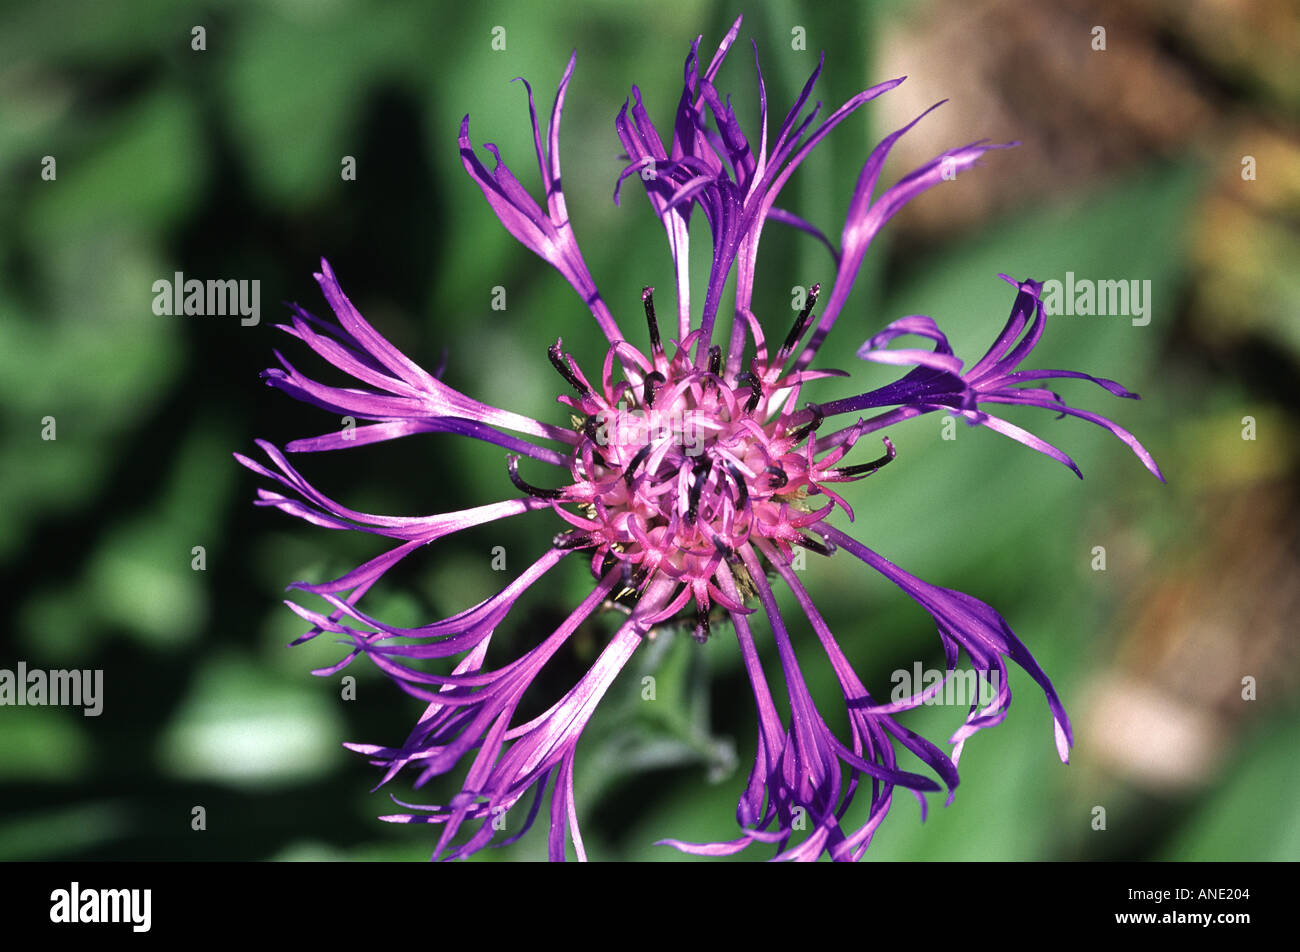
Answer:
[
  {"left": 239, "top": 16, "right": 1160, "bottom": 861},
  {"left": 812, "top": 275, "right": 1166, "bottom": 481}
]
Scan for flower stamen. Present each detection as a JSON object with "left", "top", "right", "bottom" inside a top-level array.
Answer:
[
  {"left": 507, "top": 454, "right": 569, "bottom": 499},
  {"left": 831, "top": 435, "right": 897, "bottom": 479}
]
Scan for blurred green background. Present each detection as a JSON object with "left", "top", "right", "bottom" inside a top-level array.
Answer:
[{"left": 2, "top": 0, "right": 1298, "bottom": 861}]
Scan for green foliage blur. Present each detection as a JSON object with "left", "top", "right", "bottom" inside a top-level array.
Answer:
[{"left": 1, "top": 0, "right": 1297, "bottom": 861}]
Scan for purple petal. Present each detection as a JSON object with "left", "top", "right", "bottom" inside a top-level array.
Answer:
[{"left": 818, "top": 525, "right": 1075, "bottom": 765}]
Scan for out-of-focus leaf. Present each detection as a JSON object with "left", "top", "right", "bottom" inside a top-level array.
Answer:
[
  {"left": 1160, "top": 713, "right": 1300, "bottom": 861},
  {"left": 157, "top": 653, "right": 345, "bottom": 788}
]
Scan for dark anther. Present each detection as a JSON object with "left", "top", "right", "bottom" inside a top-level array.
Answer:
[
  {"left": 707, "top": 345, "right": 722, "bottom": 378},
  {"left": 548, "top": 340, "right": 589, "bottom": 396},
  {"left": 623, "top": 443, "right": 653, "bottom": 488},
  {"left": 792, "top": 533, "right": 833, "bottom": 557},
  {"left": 788, "top": 403, "right": 824, "bottom": 444},
  {"left": 778, "top": 281, "right": 821, "bottom": 360},
  {"left": 507, "top": 455, "right": 567, "bottom": 499},
  {"left": 693, "top": 603, "right": 711, "bottom": 644},
  {"left": 581, "top": 415, "right": 605, "bottom": 448},
  {"left": 833, "top": 435, "right": 897, "bottom": 479},
  {"left": 764, "top": 464, "right": 789, "bottom": 490},
  {"left": 553, "top": 531, "right": 596, "bottom": 550},
  {"left": 724, "top": 461, "right": 749, "bottom": 509},
  {"left": 581, "top": 416, "right": 608, "bottom": 467},
  {"left": 711, "top": 536, "right": 735, "bottom": 561},
  {"left": 685, "top": 456, "right": 714, "bottom": 525},
  {"left": 736, "top": 370, "right": 762, "bottom": 414},
  {"left": 599, "top": 550, "right": 623, "bottom": 580},
  {"left": 642, "top": 370, "right": 666, "bottom": 408},
  {"left": 642, "top": 286, "right": 663, "bottom": 356}
]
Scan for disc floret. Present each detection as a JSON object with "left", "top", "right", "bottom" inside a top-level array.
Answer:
[{"left": 513, "top": 285, "right": 896, "bottom": 639}]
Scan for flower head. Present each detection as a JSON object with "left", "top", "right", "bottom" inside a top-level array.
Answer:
[{"left": 239, "top": 16, "right": 1161, "bottom": 861}]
